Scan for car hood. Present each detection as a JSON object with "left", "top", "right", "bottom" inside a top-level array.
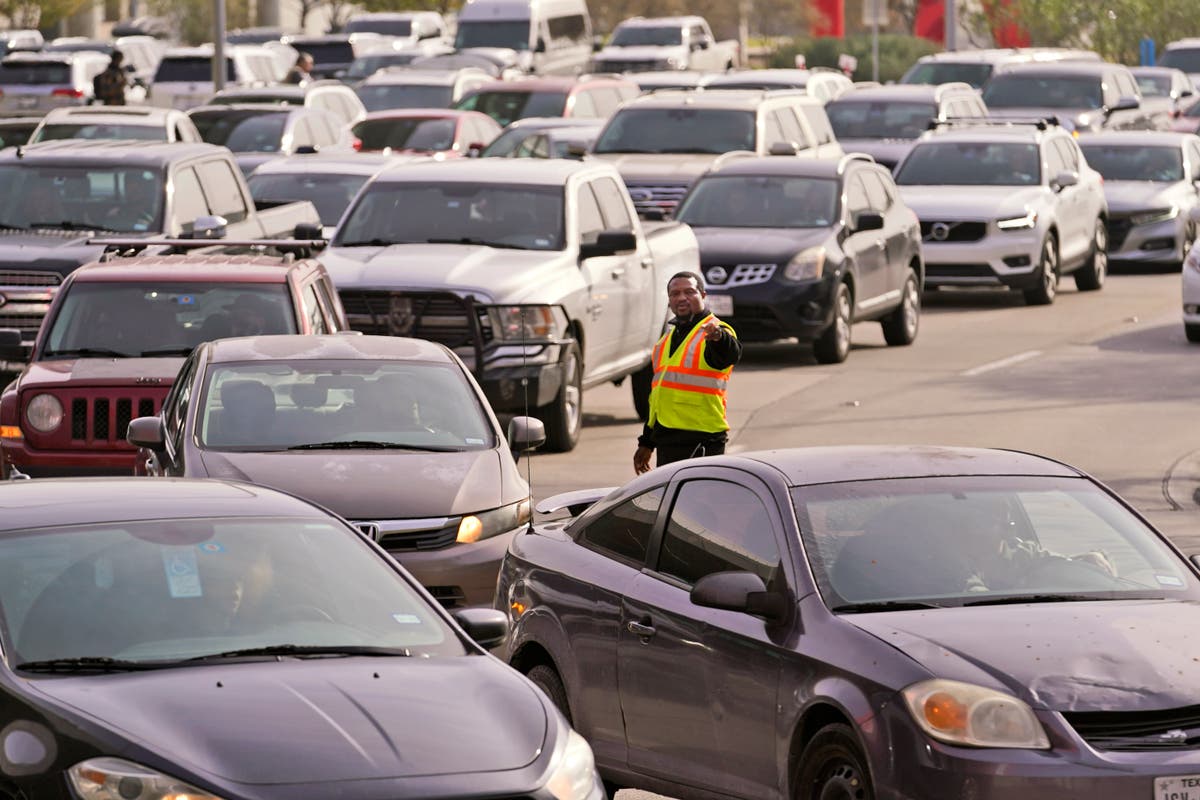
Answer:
[
  {"left": 986, "top": 106, "right": 1096, "bottom": 130},
  {"left": 18, "top": 357, "right": 185, "bottom": 390},
  {"left": 692, "top": 226, "right": 830, "bottom": 267},
  {"left": 839, "top": 139, "right": 917, "bottom": 168},
  {"left": 197, "top": 448, "right": 507, "bottom": 519},
  {"left": 897, "top": 184, "right": 1045, "bottom": 220},
  {"left": 595, "top": 45, "right": 681, "bottom": 61},
  {"left": 29, "top": 657, "right": 547, "bottom": 784},
  {"left": 1101, "top": 181, "right": 1182, "bottom": 213},
  {"left": 0, "top": 231, "right": 112, "bottom": 269},
  {"left": 848, "top": 599, "right": 1200, "bottom": 711},
  {"left": 320, "top": 243, "right": 566, "bottom": 302},
  {"left": 591, "top": 153, "right": 719, "bottom": 183}
]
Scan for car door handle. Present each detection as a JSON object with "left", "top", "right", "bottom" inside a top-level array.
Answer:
[
  {"left": 610, "top": 267, "right": 626, "bottom": 279},
  {"left": 640, "top": 257, "right": 653, "bottom": 269},
  {"left": 626, "top": 621, "right": 656, "bottom": 638}
]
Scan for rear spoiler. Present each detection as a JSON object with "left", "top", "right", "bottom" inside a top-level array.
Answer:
[{"left": 535, "top": 487, "right": 617, "bottom": 517}]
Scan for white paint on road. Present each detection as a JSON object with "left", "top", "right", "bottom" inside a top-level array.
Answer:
[{"left": 961, "top": 350, "right": 1042, "bottom": 377}]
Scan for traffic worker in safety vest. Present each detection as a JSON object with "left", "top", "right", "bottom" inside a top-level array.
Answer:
[{"left": 634, "top": 271, "right": 742, "bottom": 474}]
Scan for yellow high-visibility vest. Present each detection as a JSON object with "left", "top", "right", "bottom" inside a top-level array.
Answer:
[{"left": 648, "top": 314, "right": 736, "bottom": 434}]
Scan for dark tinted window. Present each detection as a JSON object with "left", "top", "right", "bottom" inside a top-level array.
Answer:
[
  {"left": 827, "top": 101, "right": 937, "bottom": 140},
  {"left": 611, "top": 26, "right": 681, "bottom": 46},
  {"left": 1160, "top": 48, "right": 1200, "bottom": 74},
  {"left": 547, "top": 14, "right": 588, "bottom": 45},
  {"left": 294, "top": 42, "right": 355, "bottom": 64},
  {"left": 895, "top": 142, "right": 1041, "bottom": 186},
  {"left": 594, "top": 108, "right": 756, "bottom": 155},
  {"left": 1079, "top": 144, "right": 1183, "bottom": 182},
  {"left": 676, "top": 175, "right": 838, "bottom": 228},
  {"left": 154, "top": 57, "right": 235, "bottom": 82},
  {"left": 249, "top": 172, "right": 369, "bottom": 226},
  {"left": 0, "top": 62, "right": 71, "bottom": 85},
  {"left": 456, "top": 90, "right": 567, "bottom": 127},
  {"left": 357, "top": 84, "right": 454, "bottom": 111},
  {"left": 454, "top": 21, "right": 530, "bottom": 51},
  {"left": 351, "top": 117, "right": 456, "bottom": 151},
  {"left": 983, "top": 74, "right": 1104, "bottom": 110},
  {"left": 580, "top": 487, "right": 663, "bottom": 564},
  {"left": 658, "top": 480, "right": 780, "bottom": 586},
  {"left": 344, "top": 18, "right": 411, "bottom": 36},
  {"left": 192, "top": 110, "right": 288, "bottom": 151},
  {"left": 900, "top": 61, "right": 993, "bottom": 89}
]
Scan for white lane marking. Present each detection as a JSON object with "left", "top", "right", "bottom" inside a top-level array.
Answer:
[{"left": 961, "top": 350, "right": 1042, "bottom": 377}]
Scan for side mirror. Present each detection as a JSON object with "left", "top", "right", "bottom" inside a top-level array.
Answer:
[
  {"left": 1051, "top": 170, "right": 1079, "bottom": 191},
  {"left": 698, "top": 39, "right": 710, "bottom": 50},
  {"left": 127, "top": 416, "right": 165, "bottom": 451},
  {"left": 579, "top": 230, "right": 637, "bottom": 259},
  {"left": 768, "top": 141, "right": 798, "bottom": 156},
  {"left": 293, "top": 222, "right": 323, "bottom": 240},
  {"left": 294, "top": 144, "right": 319, "bottom": 154},
  {"left": 507, "top": 415, "right": 546, "bottom": 452},
  {"left": 466, "top": 141, "right": 485, "bottom": 157},
  {"left": 535, "top": 37, "right": 547, "bottom": 54},
  {"left": 853, "top": 211, "right": 885, "bottom": 232},
  {"left": 0, "top": 328, "right": 26, "bottom": 362},
  {"left": 451, "top": 607, "right": 508, "bottom": 649},
  {"left": 639, "top": 208, "right": 666, "bottom": 221},
  {"left": 690, "top": 571, "right": 788, "bottom": 621},
  {"left": 188, "top": 214, "right": 228, "bottom": 239}
]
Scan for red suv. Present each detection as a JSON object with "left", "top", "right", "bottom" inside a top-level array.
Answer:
[{"left": 0, "top": 252, "right": 346, "bottom": 478}]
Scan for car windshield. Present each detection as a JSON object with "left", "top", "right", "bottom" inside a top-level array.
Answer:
[
  {"left": 197, "top": 360, "right": 497, "bottom": 451},
  {"left": 982, "top": 75, "right": 1104, "bottom": 110},
  {"left": 611, "top": 26, "right": 682, "bottom": 46},
  {"left": 345, "top": 54, "right": 420, "bottom": 81},
  {"left": 1134, "top": 74, "right": 1173, "bottom": 98},
  {"left": 454, "top": 20, "right": 529, "bottom": 51},
  {"left": 345, "top": 18, "right": 411, "bottom": 36},
  {"left": 192, "top": 110, "right": 288, "bottom": 152},
  {"left": 593, "top": 108, "right": 757, "bottom": 154},
  {"left": 336, "top": 181, "right": 564, "bottom": 250},
  {"left": 676, "top": 175, "right": 838, "bottom": 228},
  {"left": 0, "top": 62, "right": 71, "bottom": 85},
  {"left": 1079, "top": 144, "right": 1182, "bottom": 182},
  {"left": 901, "top": 61, "right": 994, "bottom": 89},
  {"left": 0, "top": 121, "right": 36, "bottom": 147},
  {"left": 298, "top": 42, "right": 355, "bottom": 64},
  {"left": 41, "top": 283, "right": 295, "bottom": 358},
  {"left": 356, "top": 84, "right": 454, "bottom": 111},
  {"left": 351, "top": 116, "right": 456, "bottom": 150},
  {"left": 1159, "top": 48, "right": 1200, "bottom": 74},
  {"left": 894, "top": 141, "right": 1041, "bottom": 186},
  {"left": 827, "top": 101, "right": 937, "bottom": 140},
  {"left": 0, "top": 515, "right": 464, "bottom": 666},
  {"left": 0, "top": 164, "right": 164, "bottom": 232},
  {"left": 153, "top": 57, "right": 235, "bottom": 82},
  {"left": 455, "top": 91, "right": 565, "bottom": 127},
  {"left": 248, "top": 172, "right": 369, "bottom": 226},
  {"left": 32, "top": 123, "right": 167, "bottom": 142},
  {"left": 792, "top": 475, "right": 1200, "bottom": 609}
]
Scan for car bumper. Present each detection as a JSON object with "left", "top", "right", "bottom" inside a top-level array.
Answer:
[
  {"left": 387, "top": 528, "right": 518, "bottom": 609},
  {"left": 706, "top": 277, "right": 836, "bottom": 343},
  {"left": 2, "top": 441, "right": 135, "bottom": 477},
  {"left": 921, "top": 232, "right": 1042, "bottom": 289},
  {"left": 1108, "top": 216, "right": 1187, "bottom": 263}
]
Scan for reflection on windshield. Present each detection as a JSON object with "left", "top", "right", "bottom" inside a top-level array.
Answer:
[
  {"left": 611, "top": 26, "right": 682, "bottom": 46},
  {"left": 900, "top": 62, "right": 993, "bottom": 89},
  {"left": 249, "top": 173, "right": 369, "bottom": 226},
  {"left": 677, "top": 175, "right": 838, "bottom": 228},
  {"left": 594, "top": 108, "right": 756, "bottom": 154},
  {"left": 827, "top": 101, "right": 937, "bottom": 140},
  {"left": 454, "top": 20, "right": 529, "bottom": 51},
  {"left": 895, "top": 142, "right": 1041, "bottom": 186},
  {"left": 0, "top": 164, "right": 165, "bottom": 232},
  {"left": 1160, "top": 49, "right": 1200, "bottom": 74},
  {"left": 1080, "top": 145, "right": 1182, "bottom": 182},
  {"left": 198, "top": 360, "right": 497, "bottom": 451},
  {"left": 982, "top": 75, "right": 1104, "bottom": 109},
  {"left": 352, "top": 117, "right": 456, "bottom": 151},
  {"left": 356, "top": 84, "right": 454, "bottom": 111},
  {"left": 792, "top": 476, "right": 1198, "bottom": 608},
  {"left": 193, "top": 111, "right": 287, "bottom": 151},
  {"left": 0, "top": 517, "right": 462, "bottom": 665}
]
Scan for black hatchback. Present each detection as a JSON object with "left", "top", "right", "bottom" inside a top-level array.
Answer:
[
  {"left": 0, "top": 478, "right": 603, "bottom": 800},
  {"left": 674, "top": 154, "right": 923, "bottom": 364}
]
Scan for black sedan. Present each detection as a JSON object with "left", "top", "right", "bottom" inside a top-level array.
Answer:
[
  {"left": 496, "top": 445, "right": 1200, "bottom": 800},
  {"left": 674, "top": 155, "right": 923, "bottom": 364},
  {"left": 0, "top": 477, "right": 602, "bottom": 799}
]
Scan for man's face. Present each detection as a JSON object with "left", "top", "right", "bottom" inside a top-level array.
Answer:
[{"left": 668, "top": 276, "right": 705, "bottom": 317}]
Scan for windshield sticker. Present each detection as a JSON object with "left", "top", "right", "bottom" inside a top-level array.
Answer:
[
  {"left": 162, "top": 546, "right": 202, "bottom": 598},
  {"left": 176, "top": 295, "right": 195, "bottom": 305},
  {"left": 465, "top": 437, "right": 484, "bottom": 444},
  {"left": 198, "top": 542, "right": 225, "bottom": 554},
  {"left": 1156, "top": 574, "right": 1185, "bottom": 587},
  {"left": 392, "top": 613, "right": 421, "bottom": 624}
]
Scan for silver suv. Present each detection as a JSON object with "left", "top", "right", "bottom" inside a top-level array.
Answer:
[
  {"left": 0, "top": 52, "right": 109, "bottom": 117},
  {"left": 894, "top": 119, "right": 1108, "bottom": 305}
]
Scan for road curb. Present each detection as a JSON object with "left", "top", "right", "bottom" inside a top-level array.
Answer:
[{"left": 1164, "top": 449, "right": 1200, "bottom": 510}]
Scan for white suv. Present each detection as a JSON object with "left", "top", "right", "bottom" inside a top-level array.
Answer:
[{"left": 894, "top": 119, "right": 1108, "bottom": 305}]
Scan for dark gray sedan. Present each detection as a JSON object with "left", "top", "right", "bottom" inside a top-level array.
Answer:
[{"left": 496, "top": 445, "right": 1200, "bottom": 800}]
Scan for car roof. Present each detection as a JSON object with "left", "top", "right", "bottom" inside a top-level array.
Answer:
[
  {"left": 2, "top": 51, "right": 102, "bottom": 65},
  {"left": 188, "top": 103, "right": 303, "bottom": 116},
  {"left": 623, "top": 89, "right": 787, "bottom": 110},
  {"left": 359, "top": 108, "right": 466, "bottom": 122},
  {"left": 206, "top": 333, "right": 454, "bottom": 364},
  {"left": 834, "top": 84, "right": 962, "bottom": 102},
  {"left": 364, "top": 69, "right": 463, "bottom": 86},
  {"left": 1075, "top": 130, "right": 1198, "bottom": 147},
  {"left": 709, "top": 155, "right": 858, "bottom": 179},
  {"left": 373, "top": 156, "right": 597, "bottom": 184},
  {"left": 502, "top": 116, "right": 606, "bottom": 131},
  {"left": 923, "top": 123, "right": 1055, "bottom": 143},
  {"left": 0, "top": 478, "right": 328, "bottom": 530},
  {"left": 617, "top": 15, "right": 706, "bottom": 26},
  {"left": 0, "top": 140, "right": 225, "bottom": 166},
  {"left": 472, "top": 77, "right": 579, "bottom": 92},
  {"left": 69, "top": 254, "right": 309, "bottom": 283},
  {"left": 40, "top": 106, "right": 180, "bottom": 124},
  {"left": 215, "top": 85, "right": 309, "bottom": 99},
  {"left": 993, "top": 61, "right": 1121, "bottom": 78},
  {"left": 247, "top": 152, "right": 406, "bottom": 175}
]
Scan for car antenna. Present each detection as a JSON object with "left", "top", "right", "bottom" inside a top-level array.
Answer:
[{"left": 520, "top": 307, "right": 535, "bottom": 533}]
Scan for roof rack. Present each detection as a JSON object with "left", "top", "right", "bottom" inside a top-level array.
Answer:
[
  {"left": 90, "top": 238, "right": 328, "bottom": 260},
  {"left": 836, "top": 152, "right": 875, "bottom": 174},
  {"left": 928, "top": 116, "right": 1060, "bottom": 131}
]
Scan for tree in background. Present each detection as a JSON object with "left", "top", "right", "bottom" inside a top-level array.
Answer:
[
  {"left": 0, "top": 0, "right": 90, "bottom": 30},
  {"left": 1005, "top": 0, "right": 1198, "bottom": 64},
  {"left": 770, "top": 33, "right": 939, "bottom": 81}
]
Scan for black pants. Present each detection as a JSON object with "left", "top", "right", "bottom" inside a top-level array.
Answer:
[{"left": 656, "top": 440, "right": 726, "bottom": 467}]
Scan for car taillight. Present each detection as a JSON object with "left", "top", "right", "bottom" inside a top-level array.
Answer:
[
  {"left": 351, "top": 136, "right": 362, "bottom": 151},
  {"left": 51, "top": 88, "right": 83, "bottom": 98}
]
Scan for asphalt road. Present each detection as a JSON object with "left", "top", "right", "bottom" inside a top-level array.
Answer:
[{"left": 524, "top": 268, "right": 1200, "bottom": 800}]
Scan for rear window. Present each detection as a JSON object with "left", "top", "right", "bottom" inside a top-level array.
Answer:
[
  {"left": 33, "top": 124, "right": 168, "bottom": 143},
  {"left": 344, "top": 18, "right": 411, "bottom": 36},
  {"left": 154, "top": 57, "right": 235, "bottom": 83},
  {"left": 454, "top": 90, "right": 566, "bottom": 127},
  {"left": 294, "top": 43, "right": 355, "bottom": 64},
  {"left": 248, "top": 172, "right": 370, "bottom": 226},
  {"left": 192, "top": 110, "right": 288, "bottom": 151},
  {"left": 593, "top": 108, "right": 756, "bottom": 155},
  {"left": 827, "top": 101, "right": 938, "bottom": 140},
  {"left": 1160, "top": 48, "right": 1200, "bottom": 75},
  {"left": 351, "top": 117, "right": 456, "bottom": 151},
  {"left": 356, "top": 84, "right": 453, "bottom": 111},
  {"left": 0, "top": 62, "right": 71, "bottom": 85},
  {"left": 901, "top": 62, "right": 994, "bottom": 90}
]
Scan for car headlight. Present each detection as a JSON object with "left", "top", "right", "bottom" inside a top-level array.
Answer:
[
  {"left": 68, "top": 758, "right": 223, "bottom": 800},
  {"left": 783, "top": 247, "right": 826, "bottom": 281},
  {"left": 25, "top": 394, "right": 63, "bottom": 433},
  {"left": 487, "top": 305, "right": 561, "bottom": 341},
  {"left": 546, "top": 729, "right": 600, "bottom": 800},
  {"left": 902, "top": 679, "right": 1050, "bottom": 749},
  {"left": 457, "top": 498, "right": 532, "bottom": 543},
  {"left": 996, "top": 211, "right": 1038, "bottom": 230},
  {"left": 1130, "top": 207, "right": 1178, "bottom": 226}
]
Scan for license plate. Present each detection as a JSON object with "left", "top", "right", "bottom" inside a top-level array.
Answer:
[
  {"left": 1156, "top": 775, "right": 1200, "bottom": 800},
  {"left": 707, "top": 293, "right": 733, "bottom": 316},
  {"left": 17, "top": 96, "right": 36, "bottom": 109}
]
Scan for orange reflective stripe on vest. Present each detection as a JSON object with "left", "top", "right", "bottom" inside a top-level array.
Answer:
[{"left": 647, "top": 314, "right": 735, "bottom": 433}]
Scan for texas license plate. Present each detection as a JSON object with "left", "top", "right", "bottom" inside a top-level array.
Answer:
[
  {"left": 707, "top": 293, "right": 733, "bottom": 316},
  {"left": 1156, "top": 775, "right": 1200, "bottom": 800}
]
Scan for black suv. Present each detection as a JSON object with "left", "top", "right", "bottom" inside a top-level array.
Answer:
[{"left": 674, "top": 154, "right": 923, "bottom": 363}]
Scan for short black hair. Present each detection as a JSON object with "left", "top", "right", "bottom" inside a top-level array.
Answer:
[
  {"left": 110, "top": 50, "right": 124, "bottom": 64},
  {"left": 668, "top": 270, "right": 705, "bottom": 292}
]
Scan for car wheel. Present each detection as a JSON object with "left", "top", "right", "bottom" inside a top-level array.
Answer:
[
  {"left": 813, "top": 281, "right": 852, "bottom": 364},
  {"left": 541, "top": 342, "right": 582, "bottom": 452},
  {"left": 1074, "top": 219, "right": 1107, "bottom": 292},
  {"left": 526, "top": 664, "right": 571, "bottom": 722},
  {"left": 630, "top": 362, "right": 652, "bottom": 422},
  {"left": 793, "top": 723, "right": 874, "bottom": 800},
  {"left": 1023, "top": 234, "right": 1059, "bottom": 306},
  {"left": 1187, "top": 323, "right": 1200, "bottom": 343},
  {"left": 1182, "top": 221, "right": 1196, "bottom": 268},
  {"left": 881, "top": 268, "right": 920, "bottom": 346}
]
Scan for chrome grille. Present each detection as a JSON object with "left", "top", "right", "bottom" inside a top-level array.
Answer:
[
  {"left": 704, "top": 263, "right": 777, "bottom": 288},
  {"left": 920, "top": 220, "right": 988, "bottom": 243},
  {"left": 351, "top": 516, "right": 460, "bottom": 552},
  {"left": 624, "top": 182, "right": 691, "bottom": 218},
  {"left": 0, "top": 270, "right": 62, "bottom": 287},
  {"left": 338, "top": 290, "right": 490, "bottom": 350},
  {"left": 1064, "top": 705, "right": 1200, "bottom": 750}
]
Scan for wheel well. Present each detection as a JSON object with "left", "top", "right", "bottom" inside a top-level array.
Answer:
[
  {"left": 909, "top": 256, "right": 923, "bottom": 287},
  {"left": 840, "top": 271, "right": 855, "bottom": 302},
  {"left": 567, "top": 321, "right": 584, "bottom": 359},
  {"left": 786, "top": 703, "right": 854, "bottom": 791},
  {"left": 510, "top": 641, "right": 557, "bottom": 676}
]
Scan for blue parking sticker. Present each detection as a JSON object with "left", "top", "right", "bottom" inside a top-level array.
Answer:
[
  {"left": 176, "top": 295, "right": 195, "bottom": 305},
  {"left": 161, "top": 546, "right": 202, "bottom": 598}
]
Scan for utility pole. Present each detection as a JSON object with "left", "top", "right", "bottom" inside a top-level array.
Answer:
[
  {"left": 213, "top": 0, "right": 226, "bottom": 91},
  {"left": 870, "top": 0, "right": 880, "bottom": 83},
  {"left": 945, "top": 0, "right": 957, "bottom": 51}
]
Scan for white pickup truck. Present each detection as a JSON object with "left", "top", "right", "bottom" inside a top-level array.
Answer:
[
  {"left": 590, "top": 15, "right": 739, "bottom": 74},
  {"left": 319, "top": 159, "right": 700, "bottom": 452}
]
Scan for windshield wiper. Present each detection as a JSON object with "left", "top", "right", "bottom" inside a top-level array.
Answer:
[
  {"left": 29, "top": 221, "right": 122, "bottom": 233},
  {"left": 185, "top": 644, "right": 412, "bottom": 661},
  {"left": 658, "top": 147, "right": 722, "bottom": 154},
  {"left": 41, "top": 347, "right": 130, "bottom": 359},
  {"left": 336, "top": 238, "right": 402, "bottom": 247},
  {"left": 15, "top": 656, "right": 162, "bottom": 673},
  {"left": 139, "top": 346, "right": 194, "bottom": 357},
  {"left": 962, "top": 593, "right": 1130, "bottom": 607},
  {"left": 425, "top": 237, "right": 528, "bottom": 250},
  {"left": 287, "top": 440, "right": 461, "bottom": 452},
  {"left": 831, "top": 600, "right": 943, "bottom": 613}
]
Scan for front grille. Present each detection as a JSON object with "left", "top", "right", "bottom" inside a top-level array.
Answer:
[
  {"left": 0, "top": 270, "right": 61, "bottom": 287},
  {"left": 927, "top": 263, "right": 995, "bottom": 278},
  {"left": 0, "top": 312, "right": 44, "bottom": 336},
  {"left": 381, "top": 523, "right": 458, "bottom": 552},
  {"left": 1064, "top": 705, "right": 1200, "bottom": 750},
  {"left": 704, "top": 263, "right": 777, "bottom": 288},
  {"left": 920, "top": 220, "right": 988, "bottom": 243},
  {"left": 624, "top": 182, "right": 691, "bottom": 218},
  {"left": 338, "top": 290, "right": 491, "bottom": 351},
  {"left": 595, "top": 59, "right": 658, "bottom": 73},
  {"left": 1106, "top": 216, "right": 1134, "bottom": 250},
  {"left": 54, "top": 391, "right": 164, "bottom": 448}
]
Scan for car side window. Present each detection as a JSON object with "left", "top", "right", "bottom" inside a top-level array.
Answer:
[
  {"left": 657, "top": 479, "right": 781, "bottom": 587},
  {"left": 861, "top": 171, "right": 891, "bottom": 211},
  {"left": 171, "top": 166, "right": 210, "bottom": 234},
  {"left": 579, "top": 487, "right": 664, "bottom": 565},
  {"left": 571, "top": 90, "right": 597, "bottom": 118},
  {"left": 315, "top": 278, "right": 342, "bottom": 330},
  {"left": 777, "top": 108, "right": 810, "bottom": 151},
  {"left": 302, "top": 283, "right": 328, "bottom": 334},
  {"left": 593, "top": 176, "right": 635, "bottom": 232},
  {"left": 195, "top": 160, "right": 249, "bottom": 223},
  {"left": 164, "top": 352, "right": 198, "bottom": 459},
  {"left": 763, "top": 110, "right": 786, "bottom": 149},
  {"left": 1043, "top": 141, "right": 1069, "bottom": 180},
  {"left": 800, "top": 104, "right": 836, "bottom": 145},
  {"left": 845, "top": 174, "right": 870, "bottom": 218},
  {"left": 1189, "top": 144, "right": 1200, "bottom": 179},
  {"left": 577, "top": 183, "right": 605, "bottom": 244}
]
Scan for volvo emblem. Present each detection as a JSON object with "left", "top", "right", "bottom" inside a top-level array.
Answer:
[
  {"left": 930, "top": 222, "right": 952, "bottom": 242},
  {"left": 356, "top": 522, "right": 382, "bottom": 542},
  {"left": 706, "top": 266, "right": 728, "bottom": 285}
]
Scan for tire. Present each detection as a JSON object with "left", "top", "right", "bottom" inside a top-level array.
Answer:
[
  {"left": 881, "top": 268, "right": 920, "bottom": 346},
  {"left": 630, "top": 362, "right": 652, "bottom": 422},
  {"left": 541, "top": 342, "right": 582, "bottom": 452},
  {"left": 1187, "top": 323, "right": 1200, "bottom": 343},
  {"left": 526, "top": 664, "right": 571, "bottom": 723},
  {"left": 793, "top": 723, "right": 874, "bottom": 800},
  {"left": 1023, "top": 234, "right": 1059, "bottom": 306},
  {"left": 603, "top": 780, "right": 624, "bottom": 799},
  {"left": 813, "top": 281, "right": 852, "bottom": 364},
  {"left": 1074, "top": 219, "right": 1107, "bottom": 292}
]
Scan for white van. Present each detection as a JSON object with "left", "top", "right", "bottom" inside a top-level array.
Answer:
[
  {"left": 148, "top": 45, "right": 278, "bottom": 110},
  {"left": 453, "top": 0, "right": 592, "bottom": 76}
]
